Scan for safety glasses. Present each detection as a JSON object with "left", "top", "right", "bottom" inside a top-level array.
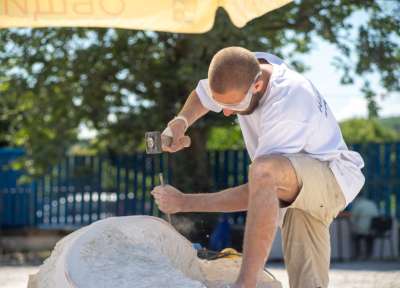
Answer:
[{"left": 213, "top": 71, "right": 262, "bottom": 112}]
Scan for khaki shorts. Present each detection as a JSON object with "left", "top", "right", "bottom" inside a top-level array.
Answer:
[{"left": 281, "top": 154, "right": 346, "bottom": 288}]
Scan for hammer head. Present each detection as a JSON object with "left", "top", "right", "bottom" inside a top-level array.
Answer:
[{"left": 145, "top": 131, "right": 172, "bottom": 154}]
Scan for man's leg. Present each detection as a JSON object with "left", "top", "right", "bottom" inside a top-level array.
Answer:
[
  {"left": 282, "top": 208, "right": 330, "bottom": 288},
  {"left": 236, "top": 156, "right": 300, "bottom": 287},
  {"left": 281, "top": 154, "right": 346, "bottom": 288}
]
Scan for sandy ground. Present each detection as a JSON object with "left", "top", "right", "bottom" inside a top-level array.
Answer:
[{"left": 0, "top": 261, "right": 399, "bottom": 288}]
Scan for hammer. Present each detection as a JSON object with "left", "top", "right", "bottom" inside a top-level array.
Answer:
[{"left": 145, "top": 130, "right": 173, "bottom": 224}]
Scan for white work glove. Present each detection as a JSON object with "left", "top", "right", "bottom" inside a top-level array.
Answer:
[{"left": 162, "top": 116, "right": 191, "bottom": 153}]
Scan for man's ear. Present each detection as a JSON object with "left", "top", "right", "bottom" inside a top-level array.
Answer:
[{"left": 254, "top": 80, "right": 263, "bottom": 92}]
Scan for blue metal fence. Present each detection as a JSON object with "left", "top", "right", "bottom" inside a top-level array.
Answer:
[
  {"left": 0, "top": 148, "right": 24, "bottom": 189},
  {"left": 0, "top": 148, "right": 32, "bottom": 227},
  {"left": 0, "top": 152, "right": 170, "bottom": 228},
  {"left": 12, "top": 153, "right": 169, "bottom": 228},
  {"left": 1, "top": 143, "right": 400, "bottom": 229}
]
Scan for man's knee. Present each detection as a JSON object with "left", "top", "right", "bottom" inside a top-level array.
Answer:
[
  {"left": 250, "top": 155, "right": 300, "bottom": 203},
  {"left": 249, "top": 155, "right": 286, "bottom": 183}
]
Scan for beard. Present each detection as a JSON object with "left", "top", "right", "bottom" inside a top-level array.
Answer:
[{"left": 237, "top": 91, "right": 264, "bottom": 115}]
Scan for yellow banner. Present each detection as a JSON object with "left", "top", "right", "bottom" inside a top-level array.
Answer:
[{"left": 0, "top": 0, "right": 293, "bottom": 33}]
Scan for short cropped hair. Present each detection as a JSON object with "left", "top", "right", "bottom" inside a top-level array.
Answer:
[{"left": 208, "top": 47, "right": 260, "bottom": 94}]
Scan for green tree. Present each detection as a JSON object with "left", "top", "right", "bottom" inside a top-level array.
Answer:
[
  {"left": 340, "top": 118, "right": 399, "bottom": 143},
  {"left": 379, "top": 116, "right": 400, "bottom": 133},
  {"left": 207, "top": 126, "right": 244, "bottom": 150},
  {"left": 362, "top": 82, "right": 380, "bottom": 119},
  {"left": 0, "top": 1, "right": 399, "bottom": 190}
]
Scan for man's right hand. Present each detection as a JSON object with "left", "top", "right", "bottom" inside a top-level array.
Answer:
[
  {"left": 151, "top": 185, "right": 186, "bottom": 214},
  {"left": 162, "top": 117, "right": 191, "bottom": 153}
]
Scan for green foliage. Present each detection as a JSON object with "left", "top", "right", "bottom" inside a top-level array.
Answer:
[
  {"left": 340, "top": 118, "right": 399, "bottom": 143},
  {"left": 379, "top": 116, "right": 400, "bottom": 133},
  {"left": 0, "top": 1, "right": 399, "bottom": 182},
  {"left": 362, "top": 82, "right": 380, "bottom": 119},
  {"left": 69, "top": 140, "right": 98, "bottom": 156},
  {"left": 207, "top": 125, "right": 244, "bottom": 150}
]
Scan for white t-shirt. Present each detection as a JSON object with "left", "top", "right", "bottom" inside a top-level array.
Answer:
[{"left": 195, "top": 52, "right": 365, "bottom": 205}]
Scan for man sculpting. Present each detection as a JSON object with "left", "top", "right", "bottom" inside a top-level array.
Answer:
[{"left": 151, "top": 47, "right": 365, "bottom": 288}]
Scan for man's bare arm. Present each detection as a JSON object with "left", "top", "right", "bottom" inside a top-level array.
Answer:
[
  {"left": 163, "top": 90, "right": 209, "bottom": 152},
  {"left": 181, "top": 184, "right": 249, "bottom": 213},
  {"left": 152, "top": 184, "right": 249, "bottom": 214},
  {"left": 177, "top": 90, "right": 209, "bottom": 128}
]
